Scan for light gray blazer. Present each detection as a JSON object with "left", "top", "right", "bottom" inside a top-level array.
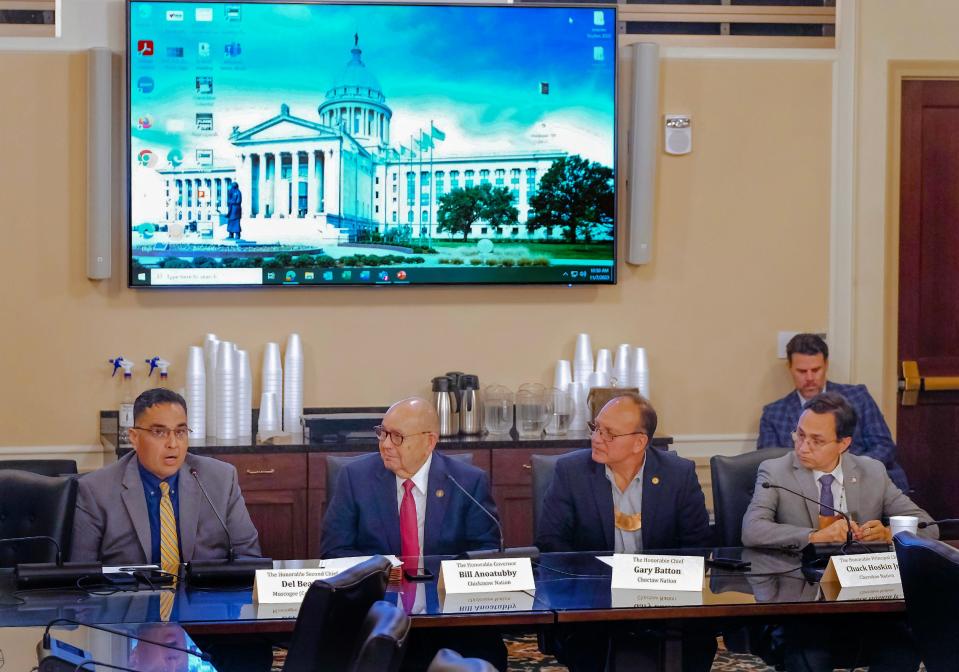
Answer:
[
  {"left": 741, "top": 451, "right": 936, "bottom": 550},
  {"left": 71, "top": 452, "right": 261, "bottom": 564}
]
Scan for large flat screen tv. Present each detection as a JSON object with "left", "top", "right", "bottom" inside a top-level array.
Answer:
[{"left": 127, "top": 1, "right": 617, "bottom": 287}]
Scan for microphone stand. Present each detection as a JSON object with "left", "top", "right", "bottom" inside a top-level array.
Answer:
[
  {"left": 0, "top": 536, "right": 102, "bottom": 589},
  {"left": 447, "top": 474, "right": 540, "bottom": 561}
]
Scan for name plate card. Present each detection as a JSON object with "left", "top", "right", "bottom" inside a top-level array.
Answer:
[
  {"left": 610, "top": 554, "right": 704, "bottom": 592},
  {"left": 821, "top": 552, "right": 901, "bottom": 588},
  {"left": 610, "top": 588, "right": 704, "bottom": 609},
  {"left": 438, "top": 558, "right": 535, "bottom": 594},
  {"left": 253, "top": 556, "right": 402, "bottom": 603}
]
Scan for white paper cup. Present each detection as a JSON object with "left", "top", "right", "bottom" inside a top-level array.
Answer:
[{"left": 889, "top": 515, "right": 919, "bottom": 538}]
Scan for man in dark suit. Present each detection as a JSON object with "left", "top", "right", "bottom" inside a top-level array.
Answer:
[
  {"left": 320, "top": 396, "right": 505, "bottom": 670},
  {"left": 757, "top": 333, "right": 909, "bottom": 491},
  {"left": 536, "top": 393, "right": 715, "bottom": 672}
]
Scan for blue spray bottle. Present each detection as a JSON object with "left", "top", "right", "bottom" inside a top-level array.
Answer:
[{"left": 146, "top": 356, "right": 171, "bottom": 384}]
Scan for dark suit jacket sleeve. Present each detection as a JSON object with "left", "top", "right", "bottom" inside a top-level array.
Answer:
[
  {"left": 757, "top": 405, "right": 778, "bottom": 449},
  {"left": 677, "top": 460, "right": 714, "bottom": 548},
  {"left": 223, "top": 465, "right": 262, "bottom": 558},
  {"left": 70, "top": 476, "right": 104, "bottom": 562},
  {"left": 535, "top": 459, "right": 576, "bottom": 553},
  {"left": 853, "top": 385, "right": 898, "bottom": 468},
  {"left": 462, "top": 470, "right": 500, "bottom": 552},
  {"left": 319, "top": 466, "right": 361, "bottom": 558}
]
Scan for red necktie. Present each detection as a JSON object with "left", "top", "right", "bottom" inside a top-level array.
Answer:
[{"left": 400, "top": 479, "right": 420, "bottom": 563}]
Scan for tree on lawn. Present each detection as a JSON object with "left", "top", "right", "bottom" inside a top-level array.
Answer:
[
  {"left": 526, "top": 155, "right": 614, "bottom": 243},
  {"left": 437, "top": 183, "right": 518, "bottom": 241}
]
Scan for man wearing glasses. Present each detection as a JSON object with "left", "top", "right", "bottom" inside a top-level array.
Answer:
[
  {"left": 536, "top": 392, "right": 715, "bottom": 672},
  {"left": 320, "top": 396, "right": 504, "bottom": 670},
  {"left": 743, "top": 391, "right": 934, "bottom": 549},
  {"left": 71, "top": 387, "right": 261, "bottom": 567}
]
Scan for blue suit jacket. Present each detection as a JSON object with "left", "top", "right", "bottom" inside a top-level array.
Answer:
[
  {"left": 535, "top": 448, "right": 713, "bottom": 553},
  {"left": 319, "top": 451, "right": 500, "bottom": 558},
  {"left": 757, "top": 381, "right": 909, "bottom": 491}
]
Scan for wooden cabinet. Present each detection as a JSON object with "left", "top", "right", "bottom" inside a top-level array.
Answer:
[
  {"left": 490, "top": 447, "right": 575, "bottom": 547},
  {"left": 217, "top": 453, "right": 308, "bottom": 560}
]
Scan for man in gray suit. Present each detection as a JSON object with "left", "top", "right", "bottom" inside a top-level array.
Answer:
[
  {"left": 72, "top": 388, "right": 260, "bottom": 567},
  {"left": 742, "top": 392, "right": 932, "bottom": 671}
]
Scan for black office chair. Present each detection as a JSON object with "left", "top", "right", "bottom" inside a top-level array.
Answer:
[
  {"left": 282, "top": 555, "right": 394, "bottom": 672},
  {"left": 326, "top": 452, "right": 474, "bottom": 506},
  {"left": 348, "top": 600, "right": 410, "bottom": 672},
  {"left": 0, "top": 470, "right": 77, "bottom": 566},
  {"left": 530, "top": 453, "right": 564, "bottom": 539},
  {"left": 710, "top": 448, "right": 790, "bottom": 547},
  {"left": 894, "top": 531, "right": 959, "bottom": 672},
  {"left": 0, "top": 459, "right": 78, "bottom": 477},
  {"left": 427, "top": 648, "right": 498, "bottom": 672}
]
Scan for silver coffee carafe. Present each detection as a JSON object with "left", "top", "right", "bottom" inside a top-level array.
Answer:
[
  {"left": 431, "top": 376, "right": 459, "bottom": 437},
  {"left": 459, "top": 374, "right": 483, "bottom": 435}
]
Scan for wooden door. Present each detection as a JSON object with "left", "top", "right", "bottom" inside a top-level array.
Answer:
[{"left": 897, "top": 79, "right": 959, "bottom": 525}]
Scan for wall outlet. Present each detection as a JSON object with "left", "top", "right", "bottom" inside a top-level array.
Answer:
[{"left": 777, "top": 331, "right": 827, "bottom": 359}]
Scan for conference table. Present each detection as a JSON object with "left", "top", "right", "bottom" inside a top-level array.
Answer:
[{"left": 0, "top": 547, "right": 911, "bottom": 669}]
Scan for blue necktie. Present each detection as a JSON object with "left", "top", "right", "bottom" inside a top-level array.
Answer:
[{"left": 818, "top": 474, "right": 835, "bottom": 515}]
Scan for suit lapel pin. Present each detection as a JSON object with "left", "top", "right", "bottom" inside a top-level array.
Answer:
[
  {"left": 850, "top": 477, "right": 857, "bottom": 484},
  {"left": 435, "top": 489, "right": 444, "bottom": 498},
  {"left": 651, "top": 476, "right": 660, "bottom": 485}
]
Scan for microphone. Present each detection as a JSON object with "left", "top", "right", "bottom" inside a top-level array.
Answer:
[
  {"left": 918, "top": 517, "right": 959, "bottom": 529},
  {"left": 0, "top": 536, "right": 102, "bottom": 589},
  {"left": 184, "top": 468, "right": 271, "bottom": 586},
  {"left": 446, "top": 474, "right": 540, "bottom": 561},
  {"left": 40, "top": 618, "right": 212, "bottom": 663},
  {"left": 190, "top": 467, "right": 235, "bottom": 562},
  {"left": 761, "top": 481, "right": 854, "bottom": 546}
]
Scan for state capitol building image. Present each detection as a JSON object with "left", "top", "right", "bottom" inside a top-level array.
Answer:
[{"left": 154, "top": 38, "right": 570, "bottom": 244}]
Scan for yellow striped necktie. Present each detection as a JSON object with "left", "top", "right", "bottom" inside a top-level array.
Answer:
[{"left": 158, "top": 481, "right": 180, "bottom": 576}]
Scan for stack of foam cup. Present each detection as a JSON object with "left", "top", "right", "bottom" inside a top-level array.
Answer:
[
  {"left": 185, "top": 346, "right": 206, "bottom": 439},
  {"left": 283, "top": 333, "right": 304, "bottom": 433},
  {"left": 204, "top": 335, "right": 219, "bottom": 437},
  {"left": 612, "top": 344, "right": 631, "bottom": 388},
  {"left": 258, "top": 391, "right": 280, "bottom": 433},
  {"left": 553, "top": 360, "right": 572, "bottom": 392},
  {"left": 573, "top": 333, "right": 594, "bottom": 385},
  {"left": 261, "top": 342, "right": 283, "bottom": 424},
  {"left": 631, "top": 347, "right": 649, "bottom": 398},
  {"left": 236, "top": 349, "right": 252, "bottom": 438},
  {"left": 215, "top": 341, "right": 238, "bottom": 440},
  {"left": 595, "top": 349, "right": 612, "bottom": 377},
  {"left": 568, "top": 381, "right": 588, "bottom": 430}
]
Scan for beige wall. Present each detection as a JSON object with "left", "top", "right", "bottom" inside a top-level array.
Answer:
[
  {"left": 853, "top": 0, "right": 959, "bottom": 426},
  {"left": 0, "top": 52, "right": 832, "bottom": 447}
]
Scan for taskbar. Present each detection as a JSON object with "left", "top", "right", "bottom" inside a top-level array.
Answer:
[{"left": 131, "top": 265, "right": 614, "bottom": 287}]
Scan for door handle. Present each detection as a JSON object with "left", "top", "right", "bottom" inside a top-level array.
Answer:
[{"left": 899, "top": 360, "right": 959, "bottom": 406}]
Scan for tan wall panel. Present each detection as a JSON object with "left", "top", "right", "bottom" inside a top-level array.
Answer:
[{"left": 0, "top": 53, "right": 832, "bottom": 446}]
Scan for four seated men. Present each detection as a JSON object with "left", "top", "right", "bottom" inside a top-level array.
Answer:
[{"left": 27, "top": 380, "right": 928, "bottom": 670}]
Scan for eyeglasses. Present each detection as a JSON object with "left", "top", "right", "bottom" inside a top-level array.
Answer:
[
  {"left": 791, "top": 430, "right": 836, "bottom": 450},
  {"left": 373, "top": 425, "right": 431, "bottom": 446},
  {"left": 586, "top": 421, "right": 646, "bottom": 443},
  {"left": 133, "top": 426, "right": 191, "bottom": 442}
]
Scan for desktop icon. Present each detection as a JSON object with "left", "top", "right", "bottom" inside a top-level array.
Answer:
[
  {"left": 136, "top": 76, "right": 155, "bottom": 93},
  {"left": 137, "top": 40, "right": 154, "bottom": 56},
  {"left": 167, "top": 149, "right": 183, "bottom": 168},
  {"left": 285, "top": 270, "right": 297, "bottom": 282},
  {"left": 341, "top": 270, "right": 352, "bottom": 280},
  {"left": 359, "top": 270, "right": 371, "bottom": 281},
  {"left": 378, "top": 271, "right": 390, "bottom": 282},
  {"left": 396, "top": 270, "right": 407, "bottom": 280},
  {"left": 137, "top": 149, "right": 157, "bottom": 168},
  {"left": 304, "top": 271, "right": 315, "bottom": 280},
  {"left": 266, "top": 271, "right": 276, "bottom": 280},
  {"left": 224, "top": 42, "right": 242, "bottom": 58},
  {"left": 197, "top": 42, "right": 210, "bottom": 57},
  {"left": 136, "top": 115, "right": 153, "bottom": 130},
  {"left": 593, "top": 46, "right": 604, "bottom": 61},
  {"left": 195, "top": 76, "right": 213, "bottom": 95},
  {"left": 165, "top": 10, "right": 184, "bottom": 21},
  {"left": 166, "top": 46, "right": 184, "bottom": 58},
  {"left": 195, "top": 112, "right": 214, "bottom": 132},
  {"left": 593, "top": 10, "right": 605, "bottom": 26},
  {"left": 195, "top": 7, "right": 213, "bottom": 22},
  {"left": 322, "top": 271, "right": 334, "bottom": 281},
  {"left": 195, "top": 149, "right": 213, "bottom": 166},
  {"left": 225, "top": 5, "right": 241, "bottom": 21}
]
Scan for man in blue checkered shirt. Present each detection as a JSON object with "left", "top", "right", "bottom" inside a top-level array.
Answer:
[{"left": 757, "top": 333, "right": 909, "bottom": 492}]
